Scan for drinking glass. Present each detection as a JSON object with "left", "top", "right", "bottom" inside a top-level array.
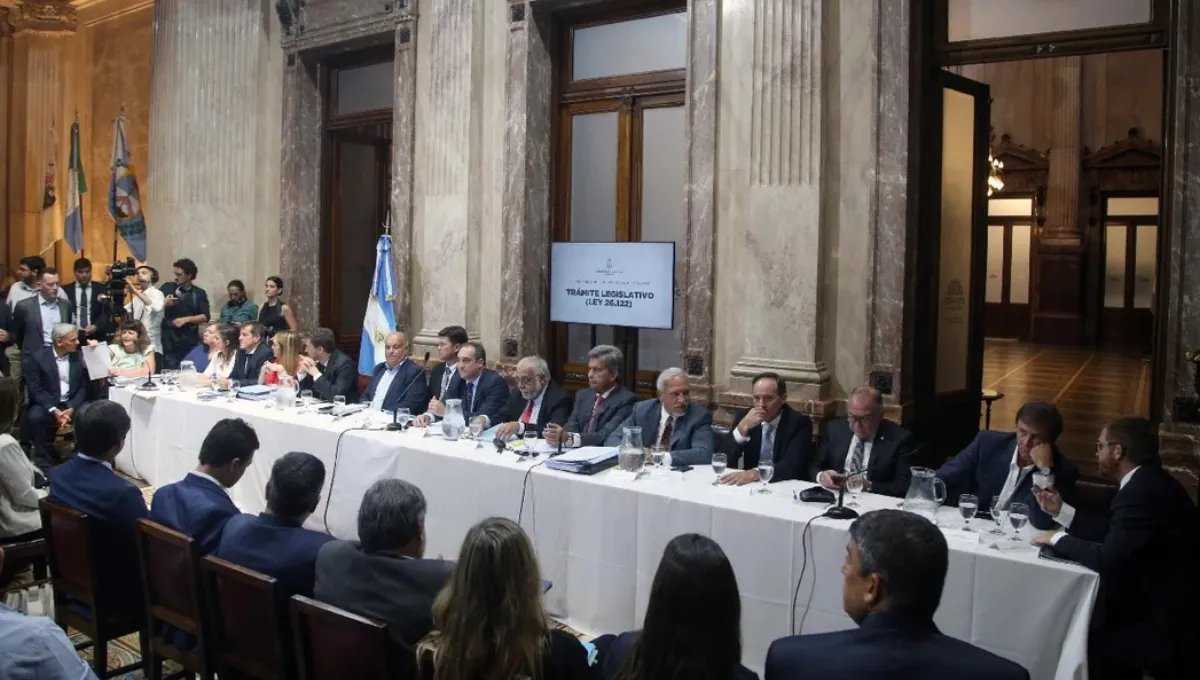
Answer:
[
  {"left": 396, "top": 408, "right": 412, "bottom": 428},
  {"left": 469, "top": 416, "right": 486, "bottom": 439},
  {"left": 300, "top": 390, "right": 314, "bottom": 412},
  {"left": 989, "top": 496, "right": 1009, "bottom": 536},
  {"left": 226, "top": 380, "right": 240, "bottom": 403},
  {"left": 958, "top": 493, "right": 979, "bottom": 531},
  {"left": 845, "top": 469, "right": 865, "bottom": 507},
  {"left": 756, "top": 459, "right": 775, "bottom": 494},
  {"left": 1008, "top": 502, "right": 1030, "bottom": 541},
  {"left": 711, "top": 453, "right": 727, "bottom": 485},
  {"left": 523, "top": 430, "right": 538, "bottom": 452},
  {"left": 333, "top": 395, "right": 346, "bottom": 414},
  {"left": 649, "top": 445, "right": 666, "bottom": 471}
]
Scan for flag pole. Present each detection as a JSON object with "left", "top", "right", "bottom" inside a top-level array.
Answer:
[{"left": 112, "top": 105, "right": 124, "bottom": 262}]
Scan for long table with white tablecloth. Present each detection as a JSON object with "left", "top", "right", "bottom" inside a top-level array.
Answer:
[{"left": 110, "top": 386, "right": 1098, "bottom": 679}]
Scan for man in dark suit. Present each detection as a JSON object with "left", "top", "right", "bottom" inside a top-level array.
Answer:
[
  {"left": 814, "top": 386, "right": 916, "bottom": 498},
  {"left": 606, "top": 367, "right": 714, "bottom": 465},
  {"left": 228, "top": 321, "right": 273, "bottom": 384},
  {"left": 494, "top": 355, "right": 572, "bottom": 439},
  {"left": 48, "top": 400, "right": 148, "bottom": 622},
  {"left": 362, "top": 331, "right": 428, "bottom": 414},
  {"left": 11, "top": 268, "right": 73, "bottom": 355},
  {"left": 150, "top": 418, "right": 259, "bottom": 555},
  {"left": 61, "top": 257, "right": 106, "bottom": 341},
  {"left": 1032, "top": 417, "right": 1200, "bottom": 680},
  {"left": 215, "top": 451, "right": 333, "bottom": 598},
  {"left": 314, "top": 479, "right": 454, "bottom": 656},
  {"left": 417, "top": 341, "right": 507, "bottom": 427},
  {"left": 22, "top": 323, "right": 86, "bottom": 473},
  {"left": 937, "top": 401, "right": 1078, "bottom": 530},
  {"left": 766, "top": 510, "right": 1029, "bottom": 680},
  {"left": 297, "top": 327, "right": 358, "bottom": 402},
  {"left": 426, "top": 325, "right": 468, "bottom": 404},
  {"left": 546, "top": 344, "right": 636, "bottom": 449},
  {"left": 720, "top": 372, "right": 814, "bottom": 485}
]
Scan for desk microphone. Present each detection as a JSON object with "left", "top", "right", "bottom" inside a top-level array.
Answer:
[
  {"left": 493, "top": 437, "right": 507, "bottom": 454},
  {"left": 138, "top": 361, "right": 157, "bottom": 391},
  {"left": 823, "top": 470, "right": 868, "bottom": 520}
]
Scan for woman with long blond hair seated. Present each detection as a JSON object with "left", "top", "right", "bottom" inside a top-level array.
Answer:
[
  {"left": 416, "top": 517, "right": 591, "bottom": 680},
  {"left": 200, "top": 323, "right": 240, "bottom": 386},
  {"left": 259, "top": 330, "right": 304, "bottom": 385}
]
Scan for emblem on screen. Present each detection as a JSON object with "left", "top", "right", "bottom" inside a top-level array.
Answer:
[{"left": 595, "top": 258, "right": 624, "bottom": 277}]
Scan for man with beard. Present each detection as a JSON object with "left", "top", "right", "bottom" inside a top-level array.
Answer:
[{"left": 494, "top": 356, "right": 572, "bottom": 440}]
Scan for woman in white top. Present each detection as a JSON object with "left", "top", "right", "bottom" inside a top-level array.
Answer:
[
  {"left": 0, "top": 377, "right": 42, "bottom": 543},
  {"left": 200, "top": 323, "right": 240, "bottom": 387},
  {"left": 126, "top": 266, "right": 166, "bottom": 356}
]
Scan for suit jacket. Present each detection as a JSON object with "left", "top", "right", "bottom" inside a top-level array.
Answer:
[
  {"left": 563, "top": 385, "right": 638, "bottom": 447},
  {"left": 725, "top": 405, "right": 815, "bottom": 483},
  {"left": 766, "top": 612, "right": 1028, "bottom": 680},
  {"left": 426, "top": 362, "right": 457, "bottom": 404},
  {"left": 158, "top": 282, "right": 210, "bottom": 352},
  {"left": 937, "top": 431, "right": 1079, "bottom": 530},
  {"left": 605, "top": 399, "right": 714, "bottom": 466},
  {"left": 815, "top": 419, "right": 916, "bottom": 498},
  {"left": 214, "top": 512, "right": 334, "bottom": 599},
  {"left": 313, "top": 540, "right": 455, "bottom": 651},
  {"left": 298, "top": 350, "right": 359, "bottom": 403},
  {"left": 1051, "top": 465, "right": 1200, "bottom": 675},
  {"left": 229, "top": 342, "right": 274, "bottom": 384},
  {"left": 362, "top": 359, "right": 429, "bottom": 414},
  {"left": 495, "top": 381, "right": 573, "bottom": 437},
  {"left": 61, "top": 281, "right": 107, "bottom": 336},
  {"left": 23, "top": 347, "right": 86, "bottom": 412},
  {"left": 0, "top": 301, "right": 11, "bottom": 375},
  {"left": 444, "top": 368, "right": 509, "bottom": 425},
  {"left": 149, "top": 473, "right": 240, "bottom": 556},
  {"left": 11, "top": 295, "right": 73, "bottom": 354},
  {"left": 48, "top": 456, "right": 149, "bottom": 619}
]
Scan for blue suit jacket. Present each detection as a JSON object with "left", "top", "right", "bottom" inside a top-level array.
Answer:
[
  {"left": 765, "top": 612, "right": 1029, "bottom": 680},
  {"left": 214, "top": 512, "right": 334, "bottom": 598},
  {"left": 149, "top": 473, "right": 239, "bottom": 556},
  {"left": 48, "top": 456, "right": 148, "bottom": 618},
  {"left": 361, "top": 359, "right": 429, "bottom": 415},
  {"left": 936, "top": 431, "right": 1079, "bottom": 530},
  {"left": 605, "top": 399, "right": 714, "bottom": 466},
  {"left": 444, "top": 368, "right": 510, "bottom": 425},
  {"left": 23, "top": 347, "right": 86, "bottom": 412}
]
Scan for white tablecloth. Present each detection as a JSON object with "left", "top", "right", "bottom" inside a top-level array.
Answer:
[{"left": 110, "top": 387, "right": 1098, "bottom": 679}]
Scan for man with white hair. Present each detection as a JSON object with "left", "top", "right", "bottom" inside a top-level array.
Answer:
[
  {"left": 495, "top": 356, "right": 573, "bottom": 440},
  {"left": 22, "top": 322, "right": 86, "bottom": 475},
  {"left": 605, "top": 367, "right": 714, "bottom": 465}
]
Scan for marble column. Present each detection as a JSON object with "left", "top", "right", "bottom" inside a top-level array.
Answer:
[
  {"left": 390, "top": 21, "right": 419, "bottom": 332},
  {"left": 411, "top": 0, "right": 486, "bottom": 351},
  {"left": 147, "top": 0, "right": 282, "bottom": 313},
  {"left": 722, "top": 0, "right": 829, "bottom": 401},
  {"left": 4, "top": 0, "right": 78, "bottom": 269},
  {"left": 0, "top": 9, "right": 12, "bottom": 267},
  {"left": 1043, "top": 57, "right": 1082, "bottom": 239}
]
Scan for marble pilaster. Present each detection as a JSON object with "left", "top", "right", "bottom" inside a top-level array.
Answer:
[
  {"left": 0, "top": 8, "right": 12, "bottom": 268},
  {"left": 721, "top": 0, "right": 829, "bottom": 401},
  {"left": 147, "top": 0, "right": 283, "bottom": 316},
  {"left": 278, "top": 54, "right": 322, "bottom": 327},
  {"left": 1044, "top": 56, "right": 1082, "bottom": 240}
]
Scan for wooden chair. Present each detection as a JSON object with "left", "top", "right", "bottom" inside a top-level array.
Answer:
[
  {"left": 39, "top": 500, "right": 148, "bottom": 678},
  {"left": 134, "top": 518, "right": 215, "bottom": 680},
  {"left": 201, "top": 556, "right": 294, "bottom": 680},
  {"left": 0, "top": 535, "right": 49, "bottom": 595},
  {"left": 291, "top": 595, "right": 406, "bottom": 680}
]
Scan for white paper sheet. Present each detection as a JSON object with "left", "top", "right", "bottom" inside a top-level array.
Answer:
[{"left": 82, "top": 344, "right": 112, "bottom": 381}]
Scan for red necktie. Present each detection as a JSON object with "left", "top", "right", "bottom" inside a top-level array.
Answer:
[
  {"left": 586, "top": 395, "right": 605, "bottom": 434},
  {"left": 520, "top": 400, "right": 534, "bottom": 424}
]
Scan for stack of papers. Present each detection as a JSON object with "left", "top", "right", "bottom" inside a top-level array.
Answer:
[
  {"left": 235, "top": 385, "right": 276, "bottom": 401},
  {"left": 545, "top": 446, "right": 619, "bottom": 474}
]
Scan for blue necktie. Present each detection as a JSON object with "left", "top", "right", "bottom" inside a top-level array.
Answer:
[
  {"left": 468, "top": 382, "right": 476, "bottom": 412},
  {"left": 760, "top": 422, "right": 774, "bottom": 465}
]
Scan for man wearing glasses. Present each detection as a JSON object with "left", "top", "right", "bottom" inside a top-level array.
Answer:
[
  {"left": 494, "top": 356, "right": 572, "bottom": 440},
  {"left": 813, "top": 386, "right": 916, "bottom": 498}
]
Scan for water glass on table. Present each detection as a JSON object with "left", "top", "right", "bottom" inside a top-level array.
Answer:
[
  {"left": 649, "top": 445, "right": 666, "bottom": 473},
  {"left": 469, "top": 416, "right": 487, "bottom": 439},
  {"left": 1007, "top": 502, "right": 1030, "bottom": 541},
  {"left": 711, "top": 453, "right": 727, "bottom": 485},
  {"left": 523, "top": 429, "right": 538, "bottom": 452},
  {"left": 958, "top": 493, "right": 979, "bottom": 531},
  {"left": 989, "top": 496, "right": 1009, "bottom": 536},
  {"left": 845, "top": 469, "right": 865, "bottom": 507},
  {"left": 756, "top": 459, "right": 775, "bottom": 494},
  {"left": 299, "top": 390, "right": 314, "bottom": 412},
  {"left": 225, "top": 380, "right": 240, "bottom": 403}
]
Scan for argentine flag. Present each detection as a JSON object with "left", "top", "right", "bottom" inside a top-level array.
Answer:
[{"left": 359, "top": 234, "right": 398, "bottom": 375}]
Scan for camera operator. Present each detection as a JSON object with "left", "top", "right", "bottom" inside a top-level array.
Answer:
[{"left": 123, "top": 266, "right": 165, "bottom": 369}]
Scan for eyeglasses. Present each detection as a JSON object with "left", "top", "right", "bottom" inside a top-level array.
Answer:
[
  {"left": 516, "top": 375, "right": 539, "bottom": 385},
  {"left": 848, "top": 414, "right": 877, "bottom": 424},
  {"left": 1095, "top": 440, "right": 1111, "bottom": 451}
]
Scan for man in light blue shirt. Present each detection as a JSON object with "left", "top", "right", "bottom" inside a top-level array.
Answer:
[{"left": 0, "top": 547, "right": 99, "bottom": 680}]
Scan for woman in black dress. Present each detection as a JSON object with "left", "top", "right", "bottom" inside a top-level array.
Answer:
[
  {"left": 601, "top": 533, "right": 758, "bottom": 680},
  {"left": 416, "top": 517, "right": 592, "bottom": 680},
  {"left": 258, "top": 276, "right": 298, "bottom": 338}
]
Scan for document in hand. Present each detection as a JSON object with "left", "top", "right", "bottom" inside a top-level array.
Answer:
[
  {"left": 82, "top": 344, "right": 112, "bottom": 380},
  {"left": 545, "top": 446, "right": 620, "bottom": 475}
]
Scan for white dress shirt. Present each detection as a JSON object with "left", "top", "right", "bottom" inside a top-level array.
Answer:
[
  {"left": 369, "top": 360, "right": 405, "bottom": 411},
  {"left": 76, "top": 453, "right": 113, "bottom": 470},
  {"left": 74, "top": 283, "right": 93, "bottom": 326},
  {"left": 49, "top": 353, "right": 71, "bottom": 414},
  {"left": 38, "top": 298, "right": 63, "bottom": 346},
  {"left": 203, "top": 352, "right": 236, "bottom": 380},
  {"left": 996, "top": 443, "right": 1036, "bottom": 511},
  {"left": 731, "top": 412, "right": 781, "bottom": 445},
  {"left": 844, "top": 436, "right": 875, "bottom": 474},
  {"left": 516, "top": 387, "right": 548, "bottom": 435},
  {"left": 127, "top": 286, "right": 165, "bottom": 353},
  {"left": 656, "top": 406, "right": 678, "bottom": 446},
  {"left": 1049, "top": 466, "right": 1141, "bottom": 542}
]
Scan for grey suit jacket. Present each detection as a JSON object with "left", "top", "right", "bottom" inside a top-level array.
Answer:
[
  {"left": 564, "top": 385, "right": 638, "bottom": 447},
  {"left": 11, "top": 296, "right": 73, "bottom": 354},
  {"left": 605, "top": 398, "right": 714, "bottom": 465}
]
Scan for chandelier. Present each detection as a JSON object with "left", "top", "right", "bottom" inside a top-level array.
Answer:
[{"left": 987, "top": 151, "right": 1005, "bottom": 196}]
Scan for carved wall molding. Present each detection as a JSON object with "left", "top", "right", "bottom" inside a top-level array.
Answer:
[
  {"left": 9, "top": 0, "right": 77, "bottom": 33},
  {"left": 280, "top": 0, "right": 415, "bottom": 53}
]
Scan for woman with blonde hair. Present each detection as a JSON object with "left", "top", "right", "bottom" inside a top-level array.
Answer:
[
  {"left": 260, "top": 329, "right": 304, "bottom": 385},
  {"left": 181, "top": 321, "right": 220, "bottom": 373},
  {"left": 200, "top": 323, "right": 240, "bottom": 386},
  {"left": 417, "top": 517, "right": 590, "bottom": 680}
]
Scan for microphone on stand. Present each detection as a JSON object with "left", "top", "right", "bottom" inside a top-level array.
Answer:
[
  {"left": 823, "top": 470, "right": 868, "bottom": 520},
  {"left": 138, "top": 359, "right": 157, "bottom": 391}
]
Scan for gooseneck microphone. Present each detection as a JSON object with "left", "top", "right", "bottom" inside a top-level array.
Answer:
[
  {"left": 139, "top": 360, "right": 157, "bottom": 391},
  {"left": 823, "top": 470, "right": 867, "bottom": 520}
]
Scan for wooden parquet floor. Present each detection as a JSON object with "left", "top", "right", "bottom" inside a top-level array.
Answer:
[{"left": 981, "top": 340, "right": 1150, "bottom": 479}]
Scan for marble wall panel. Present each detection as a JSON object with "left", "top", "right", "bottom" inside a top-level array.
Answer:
[
  {"left": 279, "top": 56, "right": 323, "bottom": 327},
  {"left": 1081, "top": 50, "right": 1164, "bottom": 152}
]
